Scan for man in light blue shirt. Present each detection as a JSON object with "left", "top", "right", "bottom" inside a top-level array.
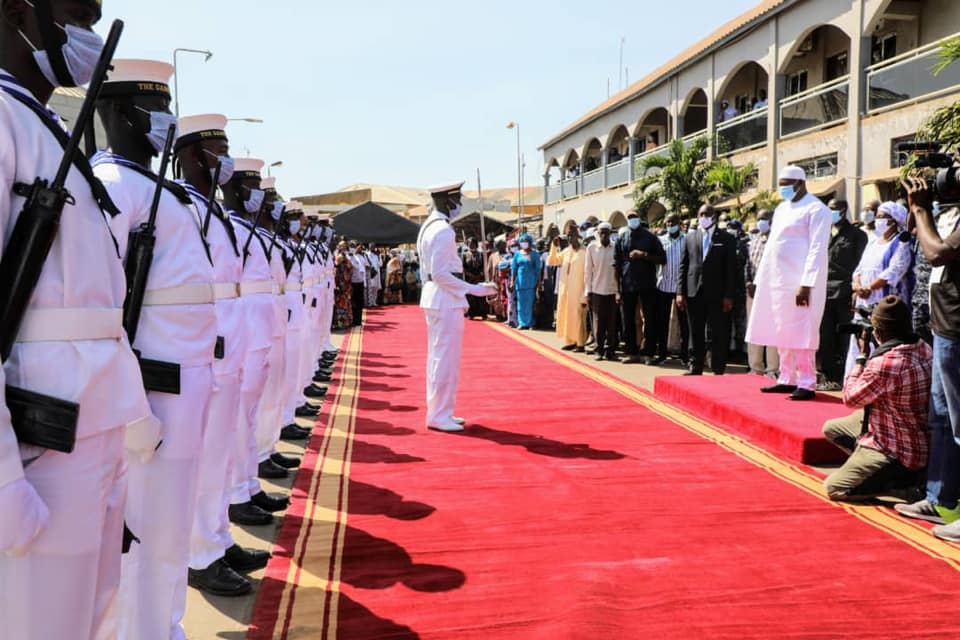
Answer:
[{"left": 651, "top": 213, "right": 688, "bottom": 364}]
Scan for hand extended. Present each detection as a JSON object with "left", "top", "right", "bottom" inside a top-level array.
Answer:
[
  {"left": 901, "top": 176, "right": 932, "bottom": 214},
  {"left": 796, "top": 286, "right": 811, "bottom": 307},
  {"left": 629, "top": 249, "right": 647, "bottom": 261},
  {"left": 746, "top": 283, "right": 756, "bottom": 299},
  {"left": 722, "top": 297, "right": 734, "bottom": 313},
  {"left": 0, "top": 477, "right": 49, "bottom": 556},
  {"left": 675, "top": 294, "right": 686, "bottom": 311},
  {"left": 857, "top": 329, "right": 872, "bottom": 358}
]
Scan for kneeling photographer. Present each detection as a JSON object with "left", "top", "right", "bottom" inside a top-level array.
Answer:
[{"left": 822, "top": 295, "right": 932, "bottom": 501}]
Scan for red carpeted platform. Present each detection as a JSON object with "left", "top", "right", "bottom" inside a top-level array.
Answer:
[
  {"left": 250, "top": 306, "right": 960, "bottom": 639},
  {"left": 654, "top": 373, "right": 849, "bottom": 465}
]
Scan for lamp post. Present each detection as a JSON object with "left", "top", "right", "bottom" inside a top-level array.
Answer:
[
  {"left": 227, "top": 118, "right": 263, "bottom": 124},
  {"left": 267, "top": 160, "right": 283, "bottom": 177},
  {"left": 506, "top": 121, "right": 523, "bottom": 233},
  {"left": 173, "top": 47, "right": 213, "bottom": 118}
]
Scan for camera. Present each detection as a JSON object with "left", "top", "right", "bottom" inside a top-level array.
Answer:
[
  {"left": 839, "top": 304, "right": 878, "bottom": 342},
  {"left": 897, "top": 141, "right": 960, "bottom": 204}
]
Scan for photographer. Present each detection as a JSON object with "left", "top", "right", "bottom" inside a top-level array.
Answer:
[
  {"left": 822, "top": 296, "right": 931, "bottom": 501},
  {"left": 896, "top": 176, "right": 960, "bottom": 540}
]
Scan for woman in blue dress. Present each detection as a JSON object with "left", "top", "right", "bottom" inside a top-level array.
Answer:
[{"left": 511, "top": 233, "right": 542, "bottom": 329}]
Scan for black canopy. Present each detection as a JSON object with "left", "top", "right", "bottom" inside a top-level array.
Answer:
[{"left": 331, "top": 201, "right": 421, "bottom": 246}]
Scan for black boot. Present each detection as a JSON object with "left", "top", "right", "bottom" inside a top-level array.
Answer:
[
  {"left": 280, "top": 424, "right": 310, "bottom": 441},
  {"left": 188, "top": 558, "right": 251, "bottom": 596},
  {"left": 271, "top": 451, "right": 302, "bottom": 468},
  {"left": 303, "top": 384, "right": 328, "bottom": 399},
  {"left": 228, "top": 502, "right": 273, "bottom": 526},
  {"left": 224, "top": 544, "right": 271, "bottom": 572},
  {"left": 295, "top": 403, "right": 319, "bottom": 417},
  {"left": 251, "top": 490, "right": 289, "bottom": 513},
  {"left": 258, "top": 459, "right": 289, "bottom": 479}
]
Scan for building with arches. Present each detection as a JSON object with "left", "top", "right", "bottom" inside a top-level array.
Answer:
[{"left": 540, "top": 0, "right": 960, "bottom": 228}]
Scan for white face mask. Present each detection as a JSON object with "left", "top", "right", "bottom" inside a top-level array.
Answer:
[
  {"left": 244, "top": 188, "right": 265, "bottom": 214},
  {"left": 519, "top": 242, "right": 530, "bottom": 250},
  {"left": 874, "top": 218, "right": 890, "bottom": 235},
  {"left": 447, "top": 204, "right": 463, "bottom": 220},
  {"left": 699, "top": 217, "right": 714, "bottom": 230},
  {"left": 204, "top": 150, "right": 235, "bottom": 185},
  {"left": 19, "top": 9, "right": 103, "bottom": 88},
  {"left": 627, "top": 218, "right": 641, "bottom": 230},
  {"left": 289, "top": 219, "right": 301, "bottom": 235},
  {"left": 757, "top": 219, "right": 771, "bottom": 234},
  {"left": 270, "top": 200, "right": 284, "bottom": 221},
  {"left": 862, "top": 210, "right": 875, "bottom": 224},
  {"left": 135, "top": 107, "right": 178, "bottom": 154}
]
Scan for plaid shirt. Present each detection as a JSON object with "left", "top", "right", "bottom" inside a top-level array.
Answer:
[
  {"left": 843, "top": 340, "right": 933, "bottom": 470},
  {"left": 744, "top": 233, "right": 769, "bottom": 285}
]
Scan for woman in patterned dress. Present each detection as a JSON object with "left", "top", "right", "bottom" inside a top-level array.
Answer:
[{"left": 333, "top": 241, "right": 354, "bottom": 329}]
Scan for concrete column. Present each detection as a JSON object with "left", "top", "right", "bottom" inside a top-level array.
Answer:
[
  {"left": 628, "top": 136, "right": 637, "bottom": 182},
  {"left": 544, "top": 174, "right": 551, "bottom": 203},
  {"left": 765, "top": 17, "right": 783, "bottom": 190},
  {"left": 845, "top": 0, "right": 869, "bottom": 213},
  {"left": 707, "top": 54, "right": 716, "bottom": 160},
  {"left": 579, "top": 159, "right": 585, "bottom": 195},
  {"left": 669, "top": 77, "right": 680, "bottom": 142},
  {"left": 602, "top": 148, "right": 610, "bottom": 189}
]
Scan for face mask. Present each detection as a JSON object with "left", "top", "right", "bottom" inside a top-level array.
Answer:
[
  {"left": 874, "top": 218, "right": 890, "bottom": 235},
  {"left": 667, "top": 225, "right": 679, "bottom": 235},
  {"left": 204, "top": 150, "right": 234, "bottom": 185},
  {"left": 627, "top": 218, "right": 641, "bottom": 230},
  {"left": 699, "top": 217, "right": 714, "bottom": 230},
  {"left": 244, "top": 188, "right": 265, "bottom": 214},
  {"left": 778, "top": 185, "right": 796, "bottom": 201},
  {"left": 349, "top": 248, "right": 356, "bottom": 255},
  {"left": 757, "top": 220, "right": 771, "bottom": 234},
  {"left": 135, "top": 107, "right": 178, "bottom": 154},
  {"left": 519, "top": 242, "right": 530, "bottom": 250},
  {"left": 270, "top": 201, "right": 284, "bottom": 221},
  {"left": 862, "top": 210, "right": 875, "bottom": 224},
  {"left": 933, "top": 202, "right": 941, "bottom": 218},
  {"left": 447, "top": 204, "right": 463, "bottom": 220},
  {"left": 289, "top": 219, "right": 301, "bottom": 235},
  {"left": 831, "top": 209, "right": 843, "bottom": 224},
  {"left": 19, "top": 10, "right": 103, "bottom": 88},
  {"left": 509, "top": 246, "right": 517, "bottom": 254}
]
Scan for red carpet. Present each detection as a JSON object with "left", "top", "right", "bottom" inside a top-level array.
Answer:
[
  {"left": 653, "top": 374, "right": 848, "bottom": 464},
  {"left": 251, "top": 305, "right": 960, "bottom": 639}
]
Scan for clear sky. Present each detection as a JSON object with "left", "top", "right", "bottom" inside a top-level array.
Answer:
[{"left": 100, "top": 0, "right": 759, "bottom": 198}]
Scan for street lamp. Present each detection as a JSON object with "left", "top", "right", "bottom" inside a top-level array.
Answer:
[
  {"left": 506, "top": 121, "right": 523, "bottom": 232},
  {"left": 267, "top": 160, "right": 283, "bottom": 177},
  {"left": 172, "top": 47, "right": 213, "bottom": 118},
  {"left": 227, "top": 118, "right": 263, "bottom": 124}
]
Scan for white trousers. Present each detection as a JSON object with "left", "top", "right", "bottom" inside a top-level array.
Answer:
[
  {"left": 249, "top": 335, "right": 286, "bottom": 496},
  {"left": 188, "top": 370, "right": 241, "bottom": 571},
  {"left": 746, "top": 295, "right": 779, "bottom": 376},
  {"left": 777, "top": 348, "right": 817, "bottom": 390},
  {"left": 119, "top": 364, "right": 213, "bottom": 640},
  {"left": 0, "top": 427, "right": 125, "bottom": 640},
  {"left": 281, "top": 327, "right": 304, "bottom": 425},
  {"left": 424, "top": 307, "right": 464, "bottom": 426},
  {"left": 232, "top": 346, "right": 270, "bottom": 505},
  {"left": 321, "top": 285, "right": 336, "bottom": 353}
]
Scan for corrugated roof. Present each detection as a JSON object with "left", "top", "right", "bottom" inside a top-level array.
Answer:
[
  {"left": 335, "top": 183, "right": 431, "bottom": 206},
  {"left": 462, "top": 186, "right": 542, "bottom": 205},
  {"left": 539, "top": 0, "right": 792, "bottom": 151}
]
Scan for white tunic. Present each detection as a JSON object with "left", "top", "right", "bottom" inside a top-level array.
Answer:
[
  {"left": 259, "top": 229, "right": 288, "bottom": 338},
  {"left": 283, "top": 238, "right": 306, "bottom": 331},
  {"left": 0, "top": 72, "right": 151, "bottom": 487},
  {"left": 418, "top": 210, "right": 487, "bottom": 310},
  {"left": 232, "top": 216, "right": 276, "bottom": 352},
  {"left": 745, "top": 192, "right": 832, "bottom": 350}
]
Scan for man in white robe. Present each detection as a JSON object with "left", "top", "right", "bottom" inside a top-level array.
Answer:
[{"left": 746, "top": 165, "right": 832, "bottom": 401}]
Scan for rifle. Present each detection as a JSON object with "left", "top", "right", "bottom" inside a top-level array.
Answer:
[
  {"left": 201, "top": 161, "right": 222, "bottom": 237},
  {"left": 0, "top": 20, "right": 123, "bottom": 363},
  {"left": 242, "top": 202, "right": 267, "bottom": 266},
  {"left": 122, "top": 123, "right": 178, "bottom": 345}
]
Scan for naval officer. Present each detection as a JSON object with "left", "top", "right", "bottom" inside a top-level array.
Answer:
[{"left": 417, "top": 182, "right": 496, "bottom": 431}]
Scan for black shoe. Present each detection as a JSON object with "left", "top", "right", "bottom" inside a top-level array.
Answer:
[
  {"left": 228, "top": 502, "right": 273, "bottom": 526},
  {"left": 251, "top": 490, "right": 290, "bottom": 512},
  {"left": 271, "top": 451, "right": 302, "bottom": 468},
  {"left": 789, "top": 388, "right": 816, "bottom": 401},
  {"left": 224, "top": 544, "right": 271, "bottom": 573},
  {"left": 561, "top": 344, "right": 577, "bottom": 351},
  {"left": 761, "top": 383, "right": 797, "bottom": 394},
  {"left": 280, "top": 424, "right": 310, "bottom": 441},
  {"left": 595, "top": 353, "right": 606, "bottom": 361},
  {"left": 573, "top": 346, "right": 586, "bottom": 353},
  {"left": 313, "top": 373, "right": 332, "bottom": 384},
  {"left": 258, "top": 459, "right": 289, "bottom": 480},
  {"left": 648, "top": 356, "right": 666, "bottom": 366},
  {"left": 322, "top": 350, "right": 339, "bottom": 358},
  {"left": 303, "top": 384, "right": 328, "bottom": 399},
  {"left": 188, "top": 558, "right": 251, "bottom": 597},
  {"left": 295, "top": 404, "right": 320, "bottom": 417},
  {"left": 683, "top": 369, "right": 703, "bottom": 376}
]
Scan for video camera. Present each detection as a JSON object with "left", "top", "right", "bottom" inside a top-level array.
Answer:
[
  {"left": 897, "top": 141, "right": 960, "bottom": 204},
  {"left": 839, "top": 304, "right": 878, "bottom": 342}
]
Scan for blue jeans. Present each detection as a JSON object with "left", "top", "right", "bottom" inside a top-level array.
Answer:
[{"left": 925, "top": 334, "right": 960, "bottom": 508}]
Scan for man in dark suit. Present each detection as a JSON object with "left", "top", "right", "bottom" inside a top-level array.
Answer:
[
  {"left": 677, "top": 204, "right": 739, "bottom": 375},
  {"left": 615, "top": 210, "right": 667, "bottom": 364}
]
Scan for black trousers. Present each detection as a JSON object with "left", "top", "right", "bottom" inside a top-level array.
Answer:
[
  {"left": 653, "top": 290, "right": 688, "bottom": 359},
  {"left": 621, "top": 290, "right": 658, "bottom": 356},
  {"left": 818, "top": 295, "right": 851, "bottom": 384},
  {"left": 590, "top": 294, "right": 618, "bottom": 358},
  {"left": 466, "top": 294, "right": 488, "bottom": 319},
  {"left": 686, "top": 295, "right": 731, "bottom": 374},
  {"left": 351, "top": 283, "right": 365, "bottom": 326}
]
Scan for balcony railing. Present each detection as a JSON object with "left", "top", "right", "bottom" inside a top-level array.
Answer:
[
  {"left": 607, "top": 158, "right": 630, "bottom": 187},
  {"left": 780, "top": 75, "right": 849, "bottom": 138},
  {"left": 867, "top": 33, "right": 960, "bottom": 113},
  {"left": 583, "top": 167, "right": 604, "bottom": 194},
  {"left": 545, "top": 183, "right": 562, "bottom": 204},
  {"left": 716, "top": 107, "right": 768, "bottom": 155},
  {"left": 561, "top": 177, "right": 580, "bottom": 199}
]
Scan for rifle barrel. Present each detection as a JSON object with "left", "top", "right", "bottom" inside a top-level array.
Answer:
[
  {"left": 145, "top": 125, "right": 178, "bottom": 231},
  {"left": 202, "top": 162, "right": 222, "bottom": 236}
]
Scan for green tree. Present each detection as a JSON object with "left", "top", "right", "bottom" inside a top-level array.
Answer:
[
  {"left": 705, "top": 160, "right": 757, "bottom": 217},
  {"left": 915, "top": 36, "right": 960, "bottom": 151},
  {"left": 632, "top": 136, "right": 714, "bottom": 222}
]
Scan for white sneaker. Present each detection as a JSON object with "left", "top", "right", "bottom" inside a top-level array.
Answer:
[
  {"left": 452, "top": 416, "right": 466, "bottom": 425},
  {"left": 427, "top": 420, "right": 464, "bottom": 433},
  {"left": 932, "top": 520, "right": 960, "bottom": 542}
]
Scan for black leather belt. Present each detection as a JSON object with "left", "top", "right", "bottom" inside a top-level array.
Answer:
[{"left": 426, "top": 272, "right": 463, "bottom": 282}]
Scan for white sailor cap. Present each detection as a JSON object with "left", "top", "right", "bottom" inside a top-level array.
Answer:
[
  {"left": 234, "top": 158, "right": 264, "bottom": 181},
  {"left": 176, "top": 114, "right": 227, "bottom": 151},
  {"left": 102, "top": 59, "right": 174, "bottom": 98},
  {"left": 261, "top": 176, "right": 277, "bottom": 191},
  {"left": 428, "top": 181, "right": 465, "bottom": 197},
  {"left": 779, "top": 165, "right": 807, "bottom": 182},
  {"left": 598, "top": 222, "right": 613, "bottom": 231}
]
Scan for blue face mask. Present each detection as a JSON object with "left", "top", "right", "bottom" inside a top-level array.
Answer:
[
  {"left": 831, "top": 209, "right": 843, "bottom": 224},
  {"left": 289, "top": 219, "right": 301, "bottom": 235},
  {"left": 667, "top": 225, "right": 679, "bottom": 235},
  {"left": 757, "top": 219, "right": 771, "bottom": 234},
  {"left": 933, "top": 202, "right": 941, "bottom": 218},
  {"left": 779, "top": 185, "right": 796, "bottom": 201},
  {"left": 627, "top": 218, "right": 641, "bottom": 230}
]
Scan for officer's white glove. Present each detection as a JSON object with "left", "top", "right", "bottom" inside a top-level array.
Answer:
[
  {"left": 0, "top": 477, "right": 50, "bottom": 557},
  {"left": 124, "top": 413, "right": 163, "bottom": 464},
  {"left": 470, "top": 281, "right": 498, "bottom": 298}
]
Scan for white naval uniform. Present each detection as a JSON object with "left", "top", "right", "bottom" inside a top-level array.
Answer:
[
  {"left": 230, "top": 216, "right": 276, "bottom": 505},
  {"left": 417, "top": 210, "right": 492, "bottom": 427},
  {"left": 366, "top": 250, "right": 382, "bottom": 306},
  {"left": 0, "top": 71, "right": 155, "bottom": 640},
  {"left": 319, "top": 242, "right": 338, "bottom": 353},
  {"left": 94, "top": 156, "right": 218, "bottom": 640},
  {"left": 280, "top": 238, "right": 307, "bottom": 428},
  {"left": 182, "top": 187, "right": 246, "bottom": 574},
  {"left": 745, "top": 192, "right": 831, "bottom": 390}
]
